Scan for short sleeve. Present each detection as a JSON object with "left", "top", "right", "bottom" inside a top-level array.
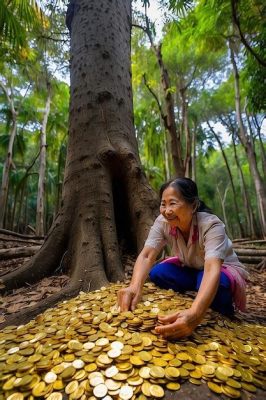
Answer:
[
  {"left": 144, "top": 216, "right": 167, "bottom": 251},
  {"left": 203, "top": 221, "right": 228, "bottom": 261}
]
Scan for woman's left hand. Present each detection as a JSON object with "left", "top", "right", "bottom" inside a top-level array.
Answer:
[{"left": 155, "top": 308, "right": 202, "bottom": 339}]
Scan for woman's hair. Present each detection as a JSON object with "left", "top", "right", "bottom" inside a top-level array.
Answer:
[{"left": 160, "top": 177, "right": 212, "bottom": 214}]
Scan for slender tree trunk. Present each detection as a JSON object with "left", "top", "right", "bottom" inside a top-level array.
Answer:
[
  {"left": 229, "top": 40, "right": 266, "bottom": 238},
  {"left": 180, "top": 88, "right": 191, "bottom": 177},
  {"left": 216, "top": 184, "right": 231, "bottom": 237},
  {"left": 208, "top": 122, "right": 244, "bottom": 237},
  {"left": 231, "top": 131, "right": 256, "bottom": 238},
  {"left": 36, "top": 86, "right": 51, "bottom": 236},
  {"left": 252, "top": 115, "right": 266, "bottom": 179},
  {"left": 140, "top": 16, "right": 185, "bottom": 178},
  {"left": 191, "top": 121, "right": 196, "bottom": 182},
  {"left": 163, "top": 130, "right": 171, "bottom": 180},
  {"left": 0, "top": 82, "right": 17, "bottom": 228},
  {"left": 153, "top": 44, "right": 184, "bottom": 176}
]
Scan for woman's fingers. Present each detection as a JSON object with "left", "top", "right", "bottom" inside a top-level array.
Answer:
[
  {"left": 157, "top": 312, "right": 179, "bottom": 324},
  {"left": 117, "top": 289, "right": 133, "bottom": 311}
]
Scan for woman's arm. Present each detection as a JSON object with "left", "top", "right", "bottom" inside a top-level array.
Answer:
[
  {"left": 117, "top": 246, "right": 159, "bottom": 311},
  {"left": 156, "top": 257, "right": 222, "bottom": 338},
  {"left": 190, "top": 257, "right": 221, "bottom": 317}
]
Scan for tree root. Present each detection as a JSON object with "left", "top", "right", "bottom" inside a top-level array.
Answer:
[
  {"left": 0, "top": 217, "right": 68, "bottom": 294},
  {"left": 0, "top": 246, "right": 41, "bottom": 260},
  {"left": 0, "top": 282, "right": 81, "bottom": 329}
]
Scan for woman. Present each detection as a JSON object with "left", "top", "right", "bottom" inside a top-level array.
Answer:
[{"left": 117, "top": 178, "right": 248, "bottom": 339}]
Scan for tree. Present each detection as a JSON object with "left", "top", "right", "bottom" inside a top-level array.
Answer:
[
  {"left": 0, "top": 0, "right": 158, "bottom": 325},
  {"left": 0, "top": 78, "right": 17, "bottom": 228},
  {"left": 0, "top": 0, "right": 44, "bottom": 57}
]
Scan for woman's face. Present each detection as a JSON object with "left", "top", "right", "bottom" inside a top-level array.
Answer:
[{"left": 160, "top": 186, "right": 194, "bottom": 232}]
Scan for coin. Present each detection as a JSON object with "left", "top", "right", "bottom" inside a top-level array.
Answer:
[
  {"left": 150, "top": 384, "right": 164, "bottom": 398},
  {"left": 93, "top": 383, "right": 108, "bottom": 398},
  {"left": 119, "top": 385, "right": 134, "bottom": 400}
]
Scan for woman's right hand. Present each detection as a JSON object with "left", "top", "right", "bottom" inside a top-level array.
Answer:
[{"left": 117, "top": 286, "right": 141, "bottom": 311}]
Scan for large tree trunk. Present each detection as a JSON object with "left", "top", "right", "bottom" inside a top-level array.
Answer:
[
  {"left": 0, "top": 0, "right": 158, "bottom": 310},
  {"left": 0, "top": 81, "right": 17, "bottom": 228},
  {"left": 36, "top": 84, "right": 51, "bottom": 236},
  {"left": 229, "top": 40, "right": 266, "bottom": 238}
]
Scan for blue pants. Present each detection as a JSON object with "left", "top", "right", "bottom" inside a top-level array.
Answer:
[{"left": 149, "top": 262, "right": 234, "bottom": 316}]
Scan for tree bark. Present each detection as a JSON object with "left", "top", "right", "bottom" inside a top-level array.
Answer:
[
  {"left": 0, "top": 0, "right": 158, "bottom": 303},
  {"left": 36, "top": 84, "right": 51, "bottom": 236},
  {"left": 0, "top": 81, "right": 17, "bottom": 228},
  {"left": 229, "top": 39, "right": 266, "bottom": 238}
]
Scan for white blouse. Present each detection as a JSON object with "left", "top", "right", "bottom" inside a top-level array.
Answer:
[{"left": 144, "top": 212, "right": 248, "bottom": 278}]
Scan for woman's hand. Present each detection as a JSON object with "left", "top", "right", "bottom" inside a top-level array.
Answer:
[
  {"left": 155, "top": 308, "right": 202, "bottom": 339},
  {"left": 117, "top": 286, "right": 141, "bottom": 312}
]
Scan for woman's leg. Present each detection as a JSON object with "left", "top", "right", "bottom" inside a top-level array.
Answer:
[
  {"left": 149, "top": 262, "right": 197, "bottom": 293},
  {"left": 196, "top": 271, "right": 234, "bottom": 316}
]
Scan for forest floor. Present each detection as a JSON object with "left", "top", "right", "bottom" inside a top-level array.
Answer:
[{"left": 0, "top": 236, "right": 265, "bottom": 399}]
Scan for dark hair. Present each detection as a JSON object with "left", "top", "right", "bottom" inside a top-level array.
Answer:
[{"left": 160, "top": 177, "right": 212, "bottom": 214}]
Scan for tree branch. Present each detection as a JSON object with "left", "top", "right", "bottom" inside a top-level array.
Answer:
[
  {"left": 231, "top": 0, "right": 266, "bottom": 67},
  {"left": 143, "top": 73, "right": 168, "bottom": 127}
]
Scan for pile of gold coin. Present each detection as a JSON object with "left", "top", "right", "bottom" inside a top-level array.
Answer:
[{"left": 0, "top": 282, "right": 265, "bottom": 400}]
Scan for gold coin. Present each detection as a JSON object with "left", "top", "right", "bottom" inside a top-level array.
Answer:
[
  {"left": 53, "top": 380, "right": 64, "bottom": 390},
  {"left": 60, "top": 366, "right": 76, "bottom": 379},
  {"left": 141, "top": 382, "right": 151, "bottom": 397},
  {"left": 138, "top": 351, "right": 152, "bottom": 362},
  {"left": 222, "top": 385, "right": 241, "bottom": 398},
  {"left": 165, "top": 367, "right": 180, "bottom": 378},
  {"left": 189, "top": 378, "right": 202, "bottom": 385},
  {"left": 169, "top": 358, "right": 182, "bottom": 367},
  {"left": 127, "top": 376, "right": 143, "bottom": 386},
  {"left": 46, "top": 393, "right": 63, "bottom": 400},
  {"left": 65, "top": 380, "right": 79, "bottom": 394},
  {"left": 201, "top": 365, "right": 215, "bottom": 376},
  {"left": 207, "top": 381, "right": 222, "bottom": 394},
  {"left": 105, "top": 379, "right": 121, "bottom": 390},
  {"left": 139, "top": 367, "right": 150, "bottom": 379},
  {"left": 6, "top": 394, "right": 24, "bottom": 400},
  {"left": 216, "top": 365, "right": 234, "bottom": 377},
  {"left": 32, "top": 381, "right": 47, "bottom": 396},
  {"left": 241, "top": 382, "right": 257, "bottom": 393},
  {"left": 166, "top": 382, "right": 181, "bottom": 390},
  {"left": 227, "top": 378, "right": 241, "bottom": 389},
  {"left": 150, "top": 366, "right": 165, "bottom": 378},
  {"left": 130, "top": 355, "right": 144, "bottom": 366},
  {"left": 84, "top": 363, "right": 97, "bottom": 372},
  {"left": 153, "top": 358, "right": 168, "bottom": 367},
  {"left": 150, "top": 384, "right": 164, "bottom": 398},
  {"left": 176, "top": 352, "right": 190, "bottom": 361}
]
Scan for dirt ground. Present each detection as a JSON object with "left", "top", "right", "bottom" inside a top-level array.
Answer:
[{"left": 0, "top": 237, "right": 265, "bottom": 399}]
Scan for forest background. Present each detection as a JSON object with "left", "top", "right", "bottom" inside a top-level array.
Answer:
[{"left": 0, "top": 0, "right": 265, "bottom": 242}]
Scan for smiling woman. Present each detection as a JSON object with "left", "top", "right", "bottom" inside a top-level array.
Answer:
[{"left": 117, "top": 177, "right": 249, "bottom": 339}]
